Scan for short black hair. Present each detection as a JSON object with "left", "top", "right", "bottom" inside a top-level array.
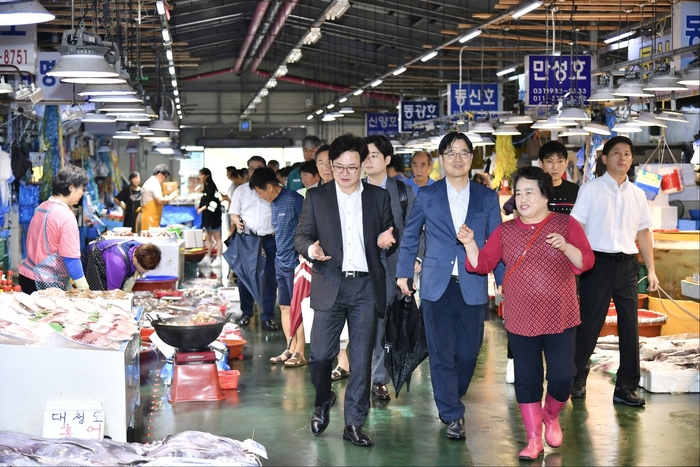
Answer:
[
  {"left": 513, "top": 166, "right": 553, "bottom": 201},
  {"left": 226, "top": 166, "right": 236, "bottom": 174},
  {"left": 248, "top": 167, "right": 279, "bottom": 191},
  {"left": 438, "top": 132, "right": 474, "bottom": 155},
  {"left": 538, "top": 140, "right": 568, "bottom": 161},
  {"left": 602, "top": 136, "right": 635, "bottom": 156},
  {"left": 128, "top": 171, "right": 140, "bottom": 181},
  {"left": 365, "top": 135, "right": 394, "bottom": 158},
  {"left": 299, "top": 160, "right": 319, "bottom": 176},
  {"left": 248, "top": 155, "right": 266, "bottom": 166},
  {"left": 329, "top": 134, "right": 369, "bottom": 163},
  {"left": 302, "top": 135, "right": 323, "bottom": 150},
  {"left": 314, "top": 144, "right": 330, "bottom": 160},
  {"left": 268, "top": 160, "right": 280, "bottom": 170},
  {"left": 152, "top": 164, "right": 170, "bottom": 177},
  {"left": 388, "top": 154, "right": 405, "bottom": 173},
  {"left": 53, "top": 165, "right": 89, "bottom": 196}
]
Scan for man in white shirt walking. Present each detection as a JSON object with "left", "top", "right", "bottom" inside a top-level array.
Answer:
[
  {"left": 570, "top": 136, "right": 659, "bottom": 407},
  {"left": 228, "top": 156, "right": 279, "bottom": 331}
]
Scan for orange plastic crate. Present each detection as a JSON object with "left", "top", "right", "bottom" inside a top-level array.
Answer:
[{"left": 218, "top": 370, "right": 240, "bottom": 390}]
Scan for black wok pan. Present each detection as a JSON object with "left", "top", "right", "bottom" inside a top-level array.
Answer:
[{"left": 150, "top": 314, "right": 232, "bottom": 351}]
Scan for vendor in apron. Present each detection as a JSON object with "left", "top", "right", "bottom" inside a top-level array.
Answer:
[
  {"left": 18, "top": 166, "right": 91, "bottom": 293},
  {"left": 139, "top": 164, "right": 178, "bottom": 232}
]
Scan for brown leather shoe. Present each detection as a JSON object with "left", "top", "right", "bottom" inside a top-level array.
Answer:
[{"left": 371, "top": 383, "right": 390, "bottom": 400}]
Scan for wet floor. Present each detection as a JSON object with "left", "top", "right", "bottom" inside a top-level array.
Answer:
[{"left": 136, "top": 310, "right": 700, "bottom": 466}]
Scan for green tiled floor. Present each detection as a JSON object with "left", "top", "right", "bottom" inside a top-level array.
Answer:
[{"left": 137, "top": 313, "right": 700, "bottom": 466}]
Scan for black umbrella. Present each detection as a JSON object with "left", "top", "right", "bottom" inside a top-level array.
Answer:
[{"left": 383, "top": 288, "right": 429, "bottom": 398}]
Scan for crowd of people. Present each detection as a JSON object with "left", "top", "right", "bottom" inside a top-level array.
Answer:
[{"left": 16, "top": 132, "right": 660, "bottom": 460}]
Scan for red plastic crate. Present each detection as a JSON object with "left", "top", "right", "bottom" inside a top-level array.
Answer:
[{"left": 218, "top": 370, "right": 240, "bottom": 390}]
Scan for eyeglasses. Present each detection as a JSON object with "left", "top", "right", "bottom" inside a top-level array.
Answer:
[
  {"left": 316, "top": 160, "right": 331, "bottom": 167},
  {"left": 443, "top": 150, "right": 472, "bottom": 160},
  {"left": 332, "top": 164, "right": 359, "bottom": 174}
]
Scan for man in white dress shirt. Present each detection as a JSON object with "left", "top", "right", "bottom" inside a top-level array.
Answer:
[
  {"left": 229, "top": 156, "right": 279, "bottom": 331},
  {"left": 570, "top": 136, "right": 659, "bottom": 407}
]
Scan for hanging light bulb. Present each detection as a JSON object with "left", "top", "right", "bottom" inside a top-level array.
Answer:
[
  {"left": 0, "top": 1, "right": 55, "bottom": 26},
  {"left": 47, "top": 27, "right": 121, "bottom": 81}
]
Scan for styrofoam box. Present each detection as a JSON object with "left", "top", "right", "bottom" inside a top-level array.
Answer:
[
  {"left": 681, "top": 280, "right": 700, "bottom": 300},
  {"left": 640, "top": 369, "right": 699, "bottom": 394}
]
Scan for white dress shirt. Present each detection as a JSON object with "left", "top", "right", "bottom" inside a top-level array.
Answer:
[
  {"left": 228, "top": 182, "right": 274, "bottom": 235},
  {"left": 337, "top": 182, "right": 368, "bottom": 272},
  {"left": 446, "top": 178, "right": 470, "bottom": 276},
  {"left": 570, "top": 171, "right": 653, "bottom": 254}
]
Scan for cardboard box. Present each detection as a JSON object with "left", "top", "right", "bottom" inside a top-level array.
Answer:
[{"left": 162, "top": 181, "right": 179, "bottom": 195}]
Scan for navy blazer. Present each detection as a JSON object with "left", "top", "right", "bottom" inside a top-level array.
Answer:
[
  {"left": 295, "top": 181, "right": 397, "bottom": 312},
  {"left": 396, "top": 178, "right": 504, "bottom": 305}
]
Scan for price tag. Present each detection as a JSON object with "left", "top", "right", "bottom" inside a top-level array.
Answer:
[
  {"left": 0, "top": 25, "right": 37, "bottom": 74},
  {"left": 243, "top": 438, "right": 268, "bottom": 459},
  {"left": 43, "top": 402, "right": 105, "bottom": 440}
]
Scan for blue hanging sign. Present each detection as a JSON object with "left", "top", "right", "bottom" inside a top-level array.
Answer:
[
  {"left": 399, "top": 100, "right": 440, "bottom": 133},
  {"left": 366, "top": 112, "right": 399, "bottom": 136},
  {"left": 525, "top": 55, "right": 592, "bottom": 106},
  {"left": 447, "top": 83, "right": 501, "bottom": 115}
]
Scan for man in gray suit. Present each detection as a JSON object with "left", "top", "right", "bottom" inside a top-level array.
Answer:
[
  {"left": 295, "top": 134, "right": 397, "bottom": 447},
  {"left": 363, "top": 135, "right": 417, "bottom": 401}
]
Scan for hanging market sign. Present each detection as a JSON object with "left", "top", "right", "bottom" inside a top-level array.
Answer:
[
  {"left": 366, "top": 112, "right": 399, "bottom": 136},
  {"left": 399, "top": 100, "right": 439, "bottom": 133},
  {"left": 0, "top": 25, "right": 37, "bottom": 75},
  {"left": 447, "top": 83, "right": 501, "bottom": 115},
  {"left": 674, "top": 1, "right": 699, "bottom": 68},
  {"left": 524, "top": 55, "right": 593, "bottom": 106}
]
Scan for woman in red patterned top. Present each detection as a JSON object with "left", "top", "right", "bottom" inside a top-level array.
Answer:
[{"left": 458, "top": 166, "right": 594, "bottom": 461}]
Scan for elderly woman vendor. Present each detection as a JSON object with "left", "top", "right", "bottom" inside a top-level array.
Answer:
[{"left": 83, "top": 240, "right": 162, "bottom": 291}]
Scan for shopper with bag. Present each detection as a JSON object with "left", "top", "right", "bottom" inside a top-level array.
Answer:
[
  {"left": 458, "top": 166, "right": 595, "bottom": 460},
  {"left": 19, "top": 165, "right": 90, "bottom": 293}
]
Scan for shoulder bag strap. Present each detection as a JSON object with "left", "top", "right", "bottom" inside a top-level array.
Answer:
[
  {"left": 502, "top": 212, "right": 553, "bottom": 287},
  {"left": 396, "top": 180, "right": 408, "bottom": 224}
]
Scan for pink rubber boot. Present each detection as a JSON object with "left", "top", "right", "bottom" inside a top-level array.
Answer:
[
  {"left": 518, "top": 402, "right": 544, "bottom": 460},
  {"left": 542, "top": 393, "right": 568, "bottom": 448}
]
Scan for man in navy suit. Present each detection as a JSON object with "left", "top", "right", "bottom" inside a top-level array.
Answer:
[
  {"left": 397, "top": 132, "right": 503, "bottom": 440},
  {"left": 295, "top": 134, "right": 397, "bottom": 447}
]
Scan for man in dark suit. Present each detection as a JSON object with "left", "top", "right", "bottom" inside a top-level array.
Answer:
[
  {"left": 295, "top": 134, "right": 397, "bottom": 447},
  {"left": 363, "top": 135, "right": 418, "bottom": 401},
  {"left": 397, "top": 132, "right": 504, "bottom": 440}
]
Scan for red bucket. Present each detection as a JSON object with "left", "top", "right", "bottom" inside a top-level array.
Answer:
[{"left": 660, "top": 167, "right": 683, "bottom": 193}]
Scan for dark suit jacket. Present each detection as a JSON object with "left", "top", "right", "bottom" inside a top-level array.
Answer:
[
  {"left": 295, "top": 181, "right": 397, "bottom": 313},
  {"left": 397, "top": 178, "right": 504, "bottom": 305}
]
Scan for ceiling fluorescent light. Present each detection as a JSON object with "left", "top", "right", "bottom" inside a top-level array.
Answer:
[
  {"left": 421, "top": 50, "right": 438, "bottom": 62},
  {"left": 173, "top": 89, "right": 179, "bottom": 96},
  {"left": 370, "top": 79, "right": 382, "bottom": 87},
  {"left": 353, "top": 89, "right": 364, "bottom": 96},
  {"left": 171, "top": 79, "right": 177, "bottom": 88},
  {"left": 162, "top": 29, "right": 171, "bottom": 44},
  {"left": 307, "top": 114, "right": 314, "bottom": 120},
  {"left": 604, "top": 30, "right": 635, "bottom": 45},
  {"left": 259, "top": 88, "right": 269, "bottom": 97},
  {"left": 168, "top": 66, "right": 175, "bottom": 76},
  {"left": 326, "top": 0, "right": 350, "bottom": 20},
  {"left": 496, "top": 66, "right": 517, "bottom": 77},
  {"left": 174, "top": 97, "right": 180, "bottom": 103},
  {"left": 315, "top": 109, "right": 323, "bottom": 115},
  {"left": 287, "top": 48, "right": 303, "bottom": 64},
  {"left": 459, "top": 29, "right": 482, "bottom": 44},
  {"left": 156, "top": 1, "right": 165, "bottom": 16},
  {"left": 165, "top": 49, "right": 173, "bottom": 61},
  {"left": 265, "top": 78, "right": 277, "bottom": 88},
  {"left": 326, "top": 103, "right": 335, "bottom": 109},
  {"left": 303, "top": 28, "right": 322, "bottom": 45},
  {"left": 392, "top": 66, "right": 407, "bottom": 76},
  {"left": 0, "top": 0, "right": 55, "bottom": 26},
  {"left": 274, "top": 65, "right": 288, "bottom": 77},
  {"left": 339, "top": 97, "right": 348, "bottom": 103},
  {"left": 512, "top": 1, "right": 543, "bottom": 19}
]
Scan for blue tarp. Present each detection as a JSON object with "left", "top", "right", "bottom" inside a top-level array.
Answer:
[{"left": 160, "top": 205, "right": 202, "bottom": 228}]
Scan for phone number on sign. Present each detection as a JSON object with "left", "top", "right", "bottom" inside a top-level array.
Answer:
[{"left": 1, "top": 49, "right": 30, "bottom": 66}]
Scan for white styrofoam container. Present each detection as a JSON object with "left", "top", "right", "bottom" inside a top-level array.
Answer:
[
  {"left": 681, "top": 280, "right": 700, "bottom": 300},
  {"left": 640, "top": 369, "right": 700, "bottom": 394},
  {"left": 183, "top": 229, "right": 204, "bottom": 248}
]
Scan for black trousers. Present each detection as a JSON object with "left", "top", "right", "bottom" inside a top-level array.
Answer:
[
  {"left": 309, "top": 275, "right": 376, "bottom": 427},
  {"left": 508, "top": 327, "right": 576, "bottom": 403},
  {"left": 574, "top": 255, "right": 641, "bottom": 389}
]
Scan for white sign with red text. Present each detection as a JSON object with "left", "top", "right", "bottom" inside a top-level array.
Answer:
[{"left": 0, "top": 24, "right": 37, "bottom": 74}]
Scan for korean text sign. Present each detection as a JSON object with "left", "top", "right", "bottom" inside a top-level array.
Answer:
[
  {"left": 447, "top": 83, "right": 501, "bottom": 115},
  {"left": 399, "top": 101, "right": 439, "bottom": 133},
  {"left": 366, "top": 112, "right": 399, "bottom": 136},
  {"left": 525, "top": 55, "right": 592, "bottom": 105}
]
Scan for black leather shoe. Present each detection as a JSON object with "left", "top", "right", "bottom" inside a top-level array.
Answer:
[
  {"left": 343, "top": 425, "right": 373, "bottom": 447},
  {"left": 571, "top": 376, "right": 586, "bottom": 398},
  {"left": 446, "top": 419, "right": 465, "bottom": 440},
  {"left": 613, "top": 386, "right": 645, "bottom": 407},
  {"left": 310, "top": 391, "right": 336, "bottom": 436},
  {"left": 238, "top": 316, "right": 251, "bottom": 327},
  {"left": 262, "top": 320, "right": 279, "bottom": 331},
  {"left": 371, "top": 383, "right": 390, "bottom": 400}
]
